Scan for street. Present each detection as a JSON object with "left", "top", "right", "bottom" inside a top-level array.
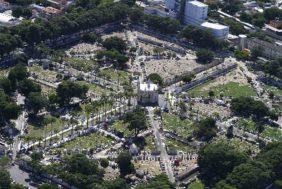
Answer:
[{"left": 147, "top": 107, "right": 175, "bottom": 183}]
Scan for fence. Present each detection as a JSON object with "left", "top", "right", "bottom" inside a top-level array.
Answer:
[{"left": 178, "top": 64, "right": 237, "bottom": 94}]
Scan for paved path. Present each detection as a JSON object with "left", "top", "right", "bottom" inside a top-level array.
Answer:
[
  {"left": 147, "top": 107, "right": 175, "bottom": 183},
  {"left": 8, "top": 165, "right": 36, "bottom": 189}
]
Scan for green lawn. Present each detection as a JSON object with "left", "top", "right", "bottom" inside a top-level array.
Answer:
[
  {"left": 165, "top": 138, "right": 196, "bottom": 152},
  {"left": 64, "top": 57, "right": 98, "bottom": 72},
  {"left": 109, "top": 120, "right": 133, "bottom": 138},
  {"left": 98, "top": 68, "right": 130, "bottom": 85},
  {"left": 262, "top": 126, "right": 282, "bottom": 141},
  {"left": 188, "top": 181, "right": 205, "bottom": 189},
  {"left": 75, "top": 81, "right": 111, "bottom": 94},
  {"left": 188, "top": 81, "right": 256, "bottom": 98},
  {"left": 25, "top": 117, "right": 66, "bottom": 140},
  {"left": 263, "top": 85, "right": 282, "bottom": 98},
  {"left": 29, "top": 65, "right": 58, "bottom": 80},
  {"left": 236, "top": 118, "right": 282, "bottom": 141},
  {"left": 162, "top": 113, "right": 194, "bottom": 138},
  {"left": 55, "top": 132, "right": 113, "bottom": 150},
  {"left": 144, "top": 135, "right": 155, "bottom": 151}
]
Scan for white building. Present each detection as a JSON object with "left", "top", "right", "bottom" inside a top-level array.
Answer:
[
  {"left": 201, "top": 22, "right": 229, "bottom": 39},
  {"left": 184, "top": 0, "right": 208, "bottom": 26},
  {"left": 0, "top": 11, "right": 19, "bottom": 26},
  {"left": 138, "top": 81, "right": 158, "bottom": 105},
  {"left": 165, "top": 0, "right": 175, "bottom": 10}
]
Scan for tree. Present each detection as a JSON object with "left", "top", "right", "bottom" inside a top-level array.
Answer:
[
  {"left": 82, "top": 32, "right": 98, "bottom": 43},
  {"left": 0, "top": 169, "right": 12, "bottom": 189},
  {"left": 8, "top": 64, "right": 28, "bottom": 86},
  {"left": 257, "top": 141, "right": 282, "bottom": 179},
  {"left": 274, "top": 180, "right": 282, "bottom": 189},
  {"left": 25, "top": 92, "right": 47, "bottom": 115},
  {"left": 102, "top": 178, "right": 128, "bottom": 189},
  {"left": 196, "top": 49, "right": 214, "bottom": 64},
  {"left": 124, "top": 107, "right": 147, "bottom": 137},
  {"left": 198, "top": 141, "right": 248, "bottom": 186},
  {"left": 120, "top": 0, "right": 136, "bottom": 6},
  {"left": 116, "top": 151, "right": 135, "bottom": 176},
  {"left": 264, "top": 7, "right": 282, "bottom": 21},
  {"left": 30, "top": 151, "right": 43, "bottom": 162},
  {"left": 136, "top": 174, "right": 174, "bottom": 189},
  {"left": 18, "top": 79, "right": 41, "bottom": 96},
  {"left": 129, "top": 7, "right": 144, "bottom": 24},
  {"left": 213, "top": 181, "right": 236, "bottom": 189},
  {"left": 0, "top": 78, "right": 13, "bottom": 94},
  {"left": 12, "top": 7, "right": 32, "bottom": 19},
  {"left": 38, "top": 184, "right": 58, "bottom": 189},
  {"left": 181, "top": 74, "right": 194, "bottom": 83},
  {"left": 224, "top": 161, "right": 272, "bottom": 189},
  {"left": 147, "top": 73, "right": 163, "bottom": 86},
  {"left": 251, "top": 47, "right": 263, "bottom": 60},
  {"left": 0, "top": 33, "right": 21, "bottom": 57},
  {"left": 56, "top": 81, "right": 88, "bottom": 105},
  {"left": 194, "top": 117, "right": 217, "bottom": 141},
  {"left": 100, "top": 158, "right": 109, "bottom": 168},
  {"left": 230, "top": 97, "right": 270, "bottom": 119},
  {"left": 0, "top": 91, "right": 21, "bottom": 123},
  {"left": 208, "top": 90, "right": 215, "bottom": 98},
  {"left": 102, "top": 37, "right": 127, "bottom": 53}
]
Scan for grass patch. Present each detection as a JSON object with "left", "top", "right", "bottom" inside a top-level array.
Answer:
[
  {"left": 188, "top": 81, "right": 256, "bottom": 98},
  {"left": 98, "top": 68, "right": 130, "bottom": 85},
  {"left": 25, "top": 117, "right": 66, "bottom": 140},
  {"left": 56, "top": 132, "right": 113, "bottom": 150},
  {"left": 188, "top": 181, "right": 205, "bottom": 189},
  {"left": 166, "top": 138, "right": 195, "bottom": 152},
  {"left": 109, "top": 120, "right": 133, "bottom": 138},
  {"left": 263, "top": 85, "right": 282, "bottom": 98},
  {"left": 262, "top": 126, "right": 282, "bottom": 141},
  {"left": 64, "top": 57, "right": 98, "bottom": 72},
  {"left": 29, "top": 65, "right": 58, "bottom": 80},
  {"left": 75, "top": 81, "right": 111, "bottom": 94},
  {"left": 162, "top": 113, "right": 194, "bottom": 137}
]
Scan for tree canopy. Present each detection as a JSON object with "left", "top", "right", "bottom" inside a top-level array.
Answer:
[
  {"left": 116, "top": 151, "right": 135, "bottom": 176},
  {"left": 198, "top": 141, "right": 248, "bottom": 186},
  {"left": 56, "top": 81, "right": 88, "bottom": 105}
]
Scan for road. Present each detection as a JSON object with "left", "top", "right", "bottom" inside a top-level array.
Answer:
[
  {"left": 8, "top": 165, "right": 36, "bottom": 189},
  {"left": 147, "top": 107, "right": 175, "bottom": 183}
]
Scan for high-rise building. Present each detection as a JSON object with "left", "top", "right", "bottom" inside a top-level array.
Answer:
[{"left": 184, "top": 0, "right": 208, "bottom": 25}]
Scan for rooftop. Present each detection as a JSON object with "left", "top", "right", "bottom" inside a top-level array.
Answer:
[
  {"left": 201, "top": 22, "right": 228, "bottom": 30},
  {"left": 140, "top": 81, "right": 158, "bottom": 91},
  {"left": 188, "top": 1, "right": 208, "bottom": 7},
  {"left": 0, "top": 12, "right": 15, "bottom": 24}
]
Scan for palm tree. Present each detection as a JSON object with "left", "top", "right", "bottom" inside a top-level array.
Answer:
[
  {"left": 38, "top": 136, "right": 43, "bottom": 147},
  {"left": 81, "top": 103, "right": 92, "bottom": 129},
  {"left": 70, "top": 112, "right": 78, "bottom": 136},
  {"left": 255, "top": 122, "right": 265, "bottom": 141},
  {"left": 25, "top": 136, "right": 31, "bottom": 150}
]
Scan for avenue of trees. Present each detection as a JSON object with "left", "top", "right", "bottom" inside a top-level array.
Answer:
[
  {"left": 179, "top": 25, "right": 228, "bottom": 50},
  {"left": 129, "top": 7, "right": 180, "bottom": 35},
  {"left": 0, "top": 2, "right": 130, "bottom": 57},
  {"left": 198, "top": 141, "right": 282, "bottom": 189},
  {"left": 240, "top": 7, "right": 282, "bottom": 28}
]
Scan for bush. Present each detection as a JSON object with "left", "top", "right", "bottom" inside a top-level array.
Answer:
[
  {"left": 196, "top": 49, "right": 214, "bottom": 64},
  {"left": 100, "top": 158, "right": 109, "bottom": 168}
]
